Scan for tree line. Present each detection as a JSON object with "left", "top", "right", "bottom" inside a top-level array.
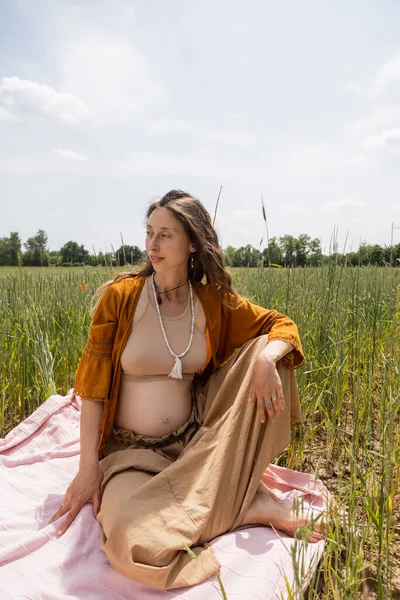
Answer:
[{"left": 0, "top": 229, "right": 399, "bottom": 268}]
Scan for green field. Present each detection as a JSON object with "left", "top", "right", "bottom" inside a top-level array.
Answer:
[{"left": 1, "top": 265, "right": 399, "bottom": 599}]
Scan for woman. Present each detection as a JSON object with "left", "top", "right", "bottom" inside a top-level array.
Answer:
[{"left": 49, "top": 189, "right": 324, "bottom": 590}]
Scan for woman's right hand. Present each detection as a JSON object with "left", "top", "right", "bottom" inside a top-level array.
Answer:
[{"left": 49, "top": 462, "right": 102, "bottom": 536}]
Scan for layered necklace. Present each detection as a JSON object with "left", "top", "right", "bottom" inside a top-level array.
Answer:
[{"left": 151, "top": 271, "right": 195, "bottom": 379}]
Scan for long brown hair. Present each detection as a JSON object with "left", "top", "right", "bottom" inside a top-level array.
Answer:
[{"left": 90, "top": 189, "right": 240, "bottom": 317}]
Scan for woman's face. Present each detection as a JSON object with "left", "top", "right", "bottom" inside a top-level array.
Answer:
[{"left": 145, "top": 207, "right": 194, "bottom": 273}]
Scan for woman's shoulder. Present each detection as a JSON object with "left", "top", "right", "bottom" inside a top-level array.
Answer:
[
  {"left": 100, "top": 274, "right": 146, "bottom": 305},
  {"left": 193, "top": 279, "right": 212, "bottom": 297},
  {"left": 194, "top": 281, "right": 233, "bottom": 311},
  {"left": 113, "top": 274, "right": 146, "bottom": 298},
  {"left": 194, "top": 279, "right": 234, "bottom": 298},
  {"left": 107, "top": 273, "right": 144, "bottom": 289}
]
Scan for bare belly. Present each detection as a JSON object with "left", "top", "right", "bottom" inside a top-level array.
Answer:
[{"left": 114, "top": 378, "right": 193, "bottom": 437}]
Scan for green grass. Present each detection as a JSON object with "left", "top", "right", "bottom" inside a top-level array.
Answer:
[{"left": 1, "top": 264, "right": 399, "bottom": 598}]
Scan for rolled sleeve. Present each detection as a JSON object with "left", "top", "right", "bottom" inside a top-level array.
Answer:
[
  {"left": 73, "top": 283, "right": 121, "bottom": 402},
  {"left": 219, "top": 289, "right": 306, "bottom": 370}
]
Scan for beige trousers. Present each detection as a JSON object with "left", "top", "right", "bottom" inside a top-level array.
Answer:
[{"left": 97, "top": 334, "right": 302, "bottom": 590}]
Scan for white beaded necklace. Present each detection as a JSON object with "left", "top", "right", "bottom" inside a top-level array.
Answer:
[{"left": 151, "top": 271, "right": 195, "bottom": 379}]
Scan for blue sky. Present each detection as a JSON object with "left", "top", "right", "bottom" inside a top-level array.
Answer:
[{"left": 1, "top": 0, "right": 400, "bottom": 255}]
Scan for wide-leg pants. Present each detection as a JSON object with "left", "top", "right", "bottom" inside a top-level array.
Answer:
[{"left": 96, "top": 334, "right": 302, "bottom": 590}]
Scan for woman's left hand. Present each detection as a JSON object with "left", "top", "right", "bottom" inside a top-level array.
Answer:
[{"left": 248, "top": 355, "right": 285, "bottom": 423}]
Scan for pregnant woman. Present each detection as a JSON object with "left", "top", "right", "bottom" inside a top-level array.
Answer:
[{"left": 49, "top": 189, "right": 324, "bottom": 590}]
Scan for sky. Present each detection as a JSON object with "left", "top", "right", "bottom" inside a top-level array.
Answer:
[{"left": 1, "top": 0, "right": 400, "bottom": 256}]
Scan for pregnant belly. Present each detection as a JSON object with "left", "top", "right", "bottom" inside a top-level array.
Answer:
[{"left": 114, "top": 378, "right": 194, "bottom": 437}]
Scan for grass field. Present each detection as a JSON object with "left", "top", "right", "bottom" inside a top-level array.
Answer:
[{"left": 1, "top": 264, "right": 399, "bottom": 599}]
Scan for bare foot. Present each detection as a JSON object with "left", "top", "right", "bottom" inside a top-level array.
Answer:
[{"left": 239, "top": 489, "right": 328, "bottom": 543}]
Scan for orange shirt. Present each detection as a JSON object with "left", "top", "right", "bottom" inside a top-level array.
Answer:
[{"left": 73, "top": 275, "right": 305, "bottom": 458}]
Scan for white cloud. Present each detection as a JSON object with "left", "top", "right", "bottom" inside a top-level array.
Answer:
[
  {"left": 325, "top": 198, "right": 367, "bottom": 211},
  {"left": 345, "top": 55, "right": 400, "bottom": 158},
  {"left": 55, "top": 149, "right": 89, "bottom": 162},
  {"left": 0, "top": 106, "right": 19, "bottom": 122},
  {"left": 372, "top": 53, "right": 400, "bottom": 95},
  {"left": 348, "top": 53, "right": 400, "bottom": 98},
  {"left": 351, "top": 104, "right": 400, "bottom": 135},
  {"left": 58, "top": 27, "right": 169, "bottom": 125},
  {"left": 364, "top": 128, "right": 400, "bottom": 150},
  {"left": 0, "top": 77, "right": 88, "bottom": 124}
]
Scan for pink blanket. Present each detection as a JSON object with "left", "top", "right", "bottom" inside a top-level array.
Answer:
[{"left": 0, "top": 390, "right": 329, "bottom": 599}]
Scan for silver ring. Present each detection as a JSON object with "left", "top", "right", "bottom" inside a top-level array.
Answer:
[{"left": 265, "top": 399, "right": 272, "bottom": 406}]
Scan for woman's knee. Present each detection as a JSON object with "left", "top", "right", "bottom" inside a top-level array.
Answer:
[{"left": 102, "top": 507, "right": 191, "bottom": 571}]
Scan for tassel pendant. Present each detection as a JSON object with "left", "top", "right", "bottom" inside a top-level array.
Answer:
[{"left": 168, "top": 357, "right": 183, "bottom": 379}]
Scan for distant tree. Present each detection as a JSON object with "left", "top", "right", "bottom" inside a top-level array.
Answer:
[
  {"left": 345, "top": 252, "right": 359, "bottom": 266},
  {"left": 223, "top": 245, "right": 236, "bottom": 267},
  {"left": 8, "top": 232, "right": 22, "bottom": 265},
  {"left": 0, "top": 232, "right": 22, "bottom": 266},
  {"left": 357, "top": 241, "right": 368, "bottom": 266},
  {"left": 294, "top": 234, "right": 311, "bottom": 267},
  {"left": 60, "top": 241, "right": 89, "bottom": 265},
  {"left": 235, "top": 244, "right": 260, "bottom": 268},
  {"left": 394, "top": 243, "right": 400, "bottom": 265},
  {"left": 264, "top": 237, "right": 282, "bottom": 266},
  {"left": 223, "top": 245, "right": 243, "bottom": 267},
  {"left": 308, "top": 238, "right": 323, "bottom": 267},
  {"left": 369, "top": 244, "right": 385, "bottom": 265},
  {"left": 1, "top": 227, "right": 396, "bottom": 269},
  {"left": 0, "top": 238, "right": 10, "bottom": 266},
  {"left": 279, "top": 235, "right": 296, "bottom": 267},
  {"left": 48, "top": 251, "right": 62, "bottom": 267},
  {"left": 89, "top": 250, "right": 118, "bottom": 267},
  {"left": 115, "top": 245, "right": 144, "bottom": 266},
  {"left": 104, "top": 251, "right": 117, "bottom": 266},
  {"left": 23, "top": 230, "right": 49, "bottom": 266},
  {"left": 86, "top": 254, "right": 100, "bottom": 267}
]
